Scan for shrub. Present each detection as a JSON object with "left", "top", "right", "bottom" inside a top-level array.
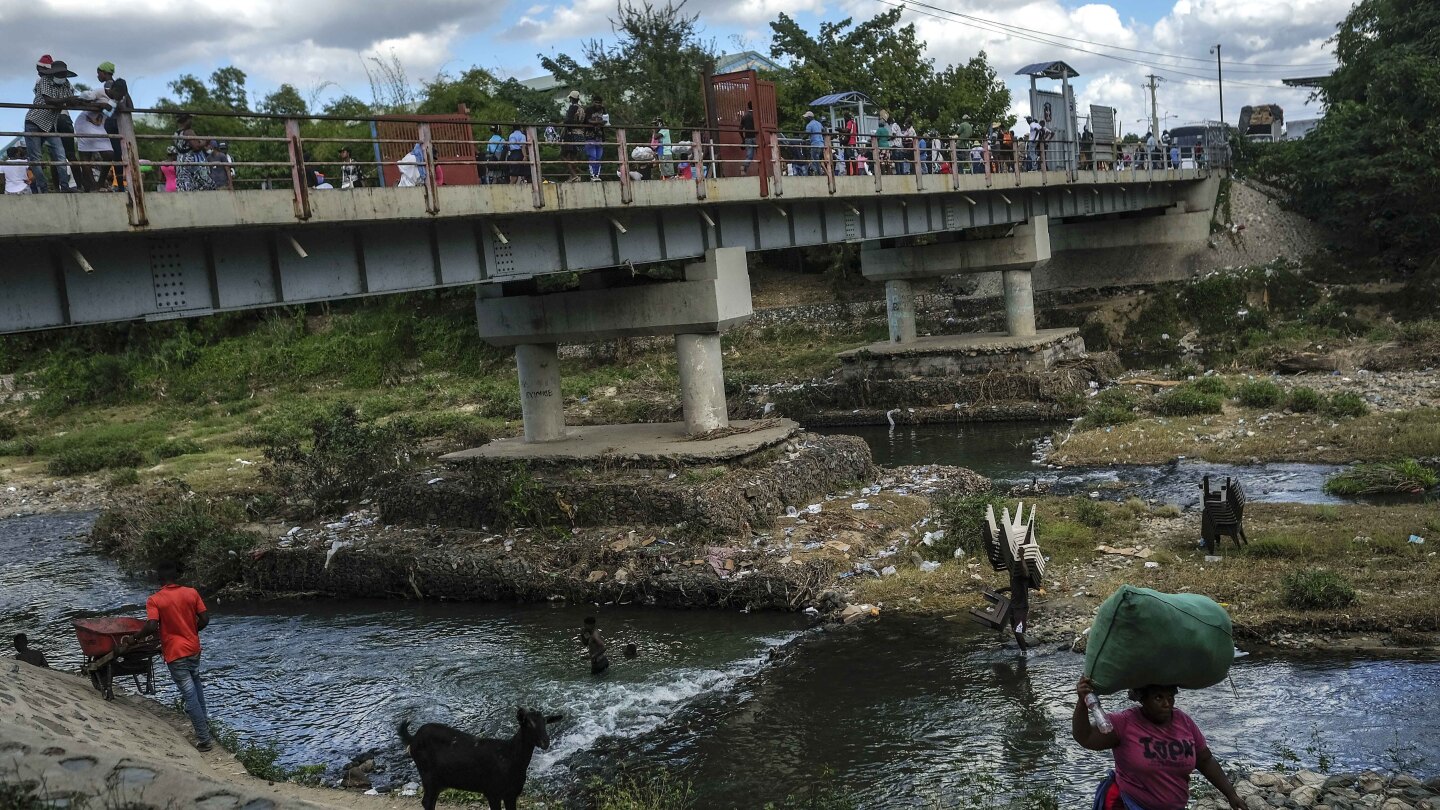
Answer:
[
  {"left": 1190, "top": 376, "right": 1230, "bottom": 396},
  {"left": 1236, "top": 380, "right": 1284, "bottom": 409},
  {"left": 1324, "top": 392, "right": 1369, "bottom": 418},
  {"left": 91, "top": 481, "right": 258, "bottom": 591},
  {"left": 1172, "top": 361, "right": 1201, "bottom": 380},
  {"left": 1157, "top": 386, "right": 1224, "bottom": 416},
  {"left": 1123, "top": 497, "right": 1149, "bottom": 515},
  {"left": 261, "top": 403, "right": 416, "bottom": 513},
  {"left": 1282, "top": 569, "right": 1356, "bottom": 610},
  {"left": 1324, "top": 460, "right": 1438, "bottom": 495},
  {"left": 1153, "top": 504, "right": 1182, "bottom": 519},
  {"left": 106, "top": 468, "right": 141, "bottom": 488},
  {"left": 934, "top": 490, "right": 1009, "bottom": 559},
  {"left": 33, "top": 351, "right": 137, "bottom": 414},
  {"left": 0, "top": 418, "right": 16, "bottom": 441},
  {"left": 48, "top": 444, "right": 144, "bottom": 476},
  {"left": 1287, "top": 387, "right": 1323, "bottom": 413},
  {"left": 1079, "top": 387, "right": 1140, "bottom": 430},
  {"left": 1074, "top": 499, "right": 1110, "bottom": 528}
]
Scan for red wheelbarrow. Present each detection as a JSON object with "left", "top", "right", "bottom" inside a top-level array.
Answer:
[{"left": 73, "top": 617, "right": 161, "bottom": 700}]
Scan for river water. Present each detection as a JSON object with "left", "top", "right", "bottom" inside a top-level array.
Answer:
[
  {"left": 5, "top": 512, "right": 1439, "bottom": 806},
  {"left": 821, "top": 421, "right": 1376, "bottom": 506}
]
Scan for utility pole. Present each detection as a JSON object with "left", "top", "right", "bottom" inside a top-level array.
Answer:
[
  {"left": 1210, "top": 44, "right": 1226, "bottom": 128},
  {"left": 1144, "top": 74, "right": 1162, "bottom": 137}
]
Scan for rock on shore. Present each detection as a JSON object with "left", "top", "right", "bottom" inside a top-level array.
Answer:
[{"left": 1196, "top": 770, "right": 1440, "bottom": 810}]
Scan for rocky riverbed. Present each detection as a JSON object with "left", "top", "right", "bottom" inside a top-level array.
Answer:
[{"left": 1198, "top": 769, "right": 1440, "bottom": 810}]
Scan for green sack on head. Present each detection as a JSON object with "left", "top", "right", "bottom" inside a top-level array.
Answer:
[{"left": 1084, "top": 585, "right": 1234, "bottom": 695}]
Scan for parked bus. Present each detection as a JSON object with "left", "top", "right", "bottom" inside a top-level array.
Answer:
[{"left": 1168, "top": 122, "right": 1231, "bottom": 168}]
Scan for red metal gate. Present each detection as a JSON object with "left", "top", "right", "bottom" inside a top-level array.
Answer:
[
  {"left": 376, "top": 114, "right": 480, "bottom": 187},
  {"left": 709, "top": 70, "right": 777, "bottom": 192}
]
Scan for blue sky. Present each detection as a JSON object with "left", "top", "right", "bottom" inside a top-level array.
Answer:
[{"left": 2, "top": 0, "right": 1346, "bottom": 136}]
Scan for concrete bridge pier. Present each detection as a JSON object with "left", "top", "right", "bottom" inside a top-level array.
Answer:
[
  {"left": 841, "top": 216, "right": 1082, "bottom": 378},
  {"left": 514, "top": 342, "right": 565, "bottom": 442},
  {"left": 473, "top": 246, "right": 761, "bottom": 452}
]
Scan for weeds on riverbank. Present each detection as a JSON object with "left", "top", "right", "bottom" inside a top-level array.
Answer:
[
  {"left": 1282, "top": 569, "right": 1358, "bottom": 610},
  {"left": 1325, "top": 460, "right": 1439, "bottom": 495},
  {"left": 90, "top": 480, "right": 259, "bottom": 591},
  {"left": 260, "top": 403, "right": 416, "bottom": 514}
]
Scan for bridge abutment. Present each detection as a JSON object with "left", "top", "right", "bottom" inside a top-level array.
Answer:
[{"left": 515, "top": 343, "right": 566, "bottom": 442}]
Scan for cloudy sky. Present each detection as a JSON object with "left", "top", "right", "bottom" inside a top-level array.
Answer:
[{"left": 1, "top": 0, "right": 1347, "bottom": 135}]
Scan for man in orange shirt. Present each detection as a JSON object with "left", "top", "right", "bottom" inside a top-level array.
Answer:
[{"left": 138, "top": 560, "right": 214, "bottom": 751}]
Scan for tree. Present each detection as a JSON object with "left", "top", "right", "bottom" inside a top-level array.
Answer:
[
  {"left": 768, "top": 8, "right": 1008, "bottom": 134},
  {"left": 418, "top": 67, "right": 519, "bottom": 120},
  {"left": 1249, "top": 0, "right": 1440, "bottom": 270},
  {"left": 259, "top": 84, "right": 309, "bottom": 117},
  {"left": 539, "top": 0, "right": 716, "bottom": 125}
]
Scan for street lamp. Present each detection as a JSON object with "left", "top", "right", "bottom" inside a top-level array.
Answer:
[{"left": 1209, "top": 44, "right": 1225, "bottom": 128}]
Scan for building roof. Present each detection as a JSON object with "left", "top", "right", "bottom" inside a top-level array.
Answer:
[
  {"left": 809, "top": 91, "right": 874, "bottom": 107},
  {"left": 1016, "top": 61, "right": 1080, "bottom": 79},
  {"left": 715, "top": 50, "right": 784, "bottom": 74}
]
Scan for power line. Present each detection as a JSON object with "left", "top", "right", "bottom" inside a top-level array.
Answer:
[
  {"left": 871, "top": 0, "right": 1297, "bottom": 89},
  {"left": 907, "top": 2, "right": 1335, "bottom": 70}
]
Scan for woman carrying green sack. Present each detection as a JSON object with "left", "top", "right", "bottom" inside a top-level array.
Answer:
[{"left": 1073, "top": 676, "right": 1244, "bottom": 810}]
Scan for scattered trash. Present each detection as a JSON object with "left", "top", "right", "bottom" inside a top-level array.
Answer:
[
  {"left": 1095, "top": 545, "right": 1154, "bottom": 559},
  {"left": 880, "top": 565, "right": 897, "bottom": 576},
  {"left": 802, "top": 606, "right": 820, "bottom": 617},
  {"left": 851, "top": 501, "right": 870, "bottom": 510},
  {"left": 953, "top": 548, "right": 965, "bottom": 559},
  {"left": 806, "top": 504, "right": 822, "bottom": 514},
  {"left": 426, "top": 477, "right": 444, "bottom": 485},
  {"left": 324, "top": 539, "right": 351, "bottom": 570},
  {"left": 785, "top": 506, "right": 799, "bottom": 518},
  {"left": 400, "top": 782, "right": 420, "bottom": 797},
  {"left": 1143, "top": 561, "right": 1160, "bottom": 569},
  {"left": 1204, "top": 555, "right": 1222, "bottom": 563},
  {"left": 919, "top": 561, "right": 941, "bottom": 573},
  {"left": 1410, "top": 535, "right": 1426, "bottom": 545}
]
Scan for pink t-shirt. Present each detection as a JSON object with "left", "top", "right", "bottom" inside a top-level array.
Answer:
[{"left": 1111, "top": 705, "right": 1207, "bottom": 810}]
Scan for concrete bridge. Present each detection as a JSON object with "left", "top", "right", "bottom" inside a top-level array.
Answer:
[{"left": 0, "top": 134, "right": 1218, "bottom": 447}]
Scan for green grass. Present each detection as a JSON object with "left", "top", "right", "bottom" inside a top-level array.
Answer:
[
  {"left": 1287, "top": 386, "right": 1323, "bottom": 413},
  {"left": 1236, "top": 379, "right": 1284, "bottom": 409},
  {"left": 1282, "top": 569, "right": 1357, "bottom": 610},
  {"left": 1324, "top": 460, "right": 1439, "bottom": 495},
  {"left": 1325, "top": 392, "right": 1370, "bottom": 418},
  {"left": 1156, "top": 384, "right": 1224, "bottom": 416},
  {"left": 1190, "top": 376, "right": 1231, "bottom": 396}
]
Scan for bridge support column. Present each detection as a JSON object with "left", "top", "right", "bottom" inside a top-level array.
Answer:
[
  {"left": 1002, "top": 269, "right": 1036, "bottom": 337},
  {"left": 515, "top": 343, "right": 565, "bottom": 442},
  {"left": 676, "top": 332, "right": 729, "bottom": 433},
  {"left": 476, "top": 246, "right": 753, "bottom": 443},
  {"left": 885, "top": 280, "right": 917, "bottom": 344}
]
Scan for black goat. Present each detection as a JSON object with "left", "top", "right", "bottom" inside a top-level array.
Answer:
[{"left": 398, "top": 708, "right": 563, "bottom": 810}]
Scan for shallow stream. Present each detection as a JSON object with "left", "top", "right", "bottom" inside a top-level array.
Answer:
[
  {"left": 4, "top": 513, "right": 1439, "bottom": 807},
  {"left": 820, "top": 421, "right": 1378, "bottom": 506}
]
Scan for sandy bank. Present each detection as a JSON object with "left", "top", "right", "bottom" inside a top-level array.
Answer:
[{"left": 0, "top": 658, "right": 409, "bottom": 809}]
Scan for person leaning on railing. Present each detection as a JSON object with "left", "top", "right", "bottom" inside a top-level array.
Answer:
[{"left": 25, "top": 54, "right": 78, "bottom": 193}]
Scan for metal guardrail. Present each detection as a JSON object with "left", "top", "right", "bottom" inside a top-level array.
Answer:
[{"left": 2, "top": 102, "right": 1212, "bottom": 228}]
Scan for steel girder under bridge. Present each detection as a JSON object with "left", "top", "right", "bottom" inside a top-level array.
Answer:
[{"left": 0, "top": 171, "right": 1209, "bottom": 334}]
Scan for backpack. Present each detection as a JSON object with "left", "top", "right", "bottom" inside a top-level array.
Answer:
[{"left": 1001, "top": 130, "right": 1014, "bottom": 147}]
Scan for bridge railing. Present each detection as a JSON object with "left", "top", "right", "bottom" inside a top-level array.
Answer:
[{"left": 2, "top": 101, "right": 1208, "bottom": 228}]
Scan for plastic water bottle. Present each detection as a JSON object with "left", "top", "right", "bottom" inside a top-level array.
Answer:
[{"left": 1085, "top": 693, "right": 1113, "bottom": 733}]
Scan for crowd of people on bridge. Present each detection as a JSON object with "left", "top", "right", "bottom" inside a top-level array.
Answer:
[{"left": 5, "top": 63, "right": 1207, "bottom": 197}]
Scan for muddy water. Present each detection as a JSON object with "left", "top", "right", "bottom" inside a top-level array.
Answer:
[
  {"left": 6, "top": 513, "right": 1439, "bottom": 806},
  {"left": 820, "top": 422, "right": 1370, "bottom": 506}
]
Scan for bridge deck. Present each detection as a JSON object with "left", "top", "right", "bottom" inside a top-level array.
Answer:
[{"left": 0, "top": 168, "right": 1206, "bottom": 240}]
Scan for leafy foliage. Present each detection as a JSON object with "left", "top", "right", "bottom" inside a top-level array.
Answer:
[
  {"left": 260, "top": 403, "right": 416, "bottom": 513},
  {"left": 1156, "top": 385, "right": 1224, "bottom": 416},
  {"left": 541, "top": 1, "right": 716, "bottom": 126},
  {"left": 1235, "top": 380, "right": 1283, "bottom": 409},
  {"left": 768, "top": 8, "right": 1010, "bottom": 132},
  {"left": 90, "top": 480, "right": 259, "bottom": 591},
  {"left": 1243, "top": 0, "right": 1440, "bottom": 268}
]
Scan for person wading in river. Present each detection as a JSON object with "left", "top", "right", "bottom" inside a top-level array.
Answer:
[
  {"left": 136, "top": 560, "right": 215, "bottom": 751},
  {"left": 996, "top": 566, "right": 1033, "bottom": 652},
  {"left": 1074, "top": 677, "right": 1244, "bottom": 810},
  {"left": 581, "top": 616, "right": 609, "bottom": 675}
]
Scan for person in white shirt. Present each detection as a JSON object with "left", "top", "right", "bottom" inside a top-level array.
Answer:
[
  {"left": 1025, "top": 116, "right": 1041, "bottom": 170},
  {"left": 73, "top": 109, "right": 115, "bottom": 191},
  {"left": 3, "top": 147, "right": 33, "bottom": 194}
]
